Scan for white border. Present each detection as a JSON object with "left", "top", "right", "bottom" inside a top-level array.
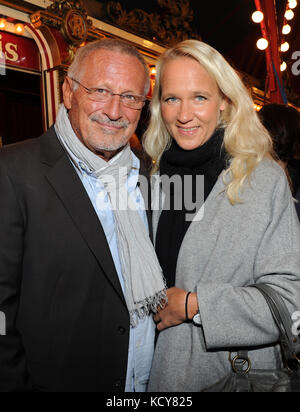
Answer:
[
  {"left": 0, "top": 5, "right": 30, "bottom": 23},
  {"left": 90, "top": 17, "right": 165, "bottom": 56},
  {"left": 24, "top": 0, "right": 51, "bottom": 8}
]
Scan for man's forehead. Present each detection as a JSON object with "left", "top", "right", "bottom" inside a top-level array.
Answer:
[
  {"left": 84, "top": 49, "right": 143, "bottom": 71},
  {"left": 80, "top": 49, "right": 146, "bottom": 88}
]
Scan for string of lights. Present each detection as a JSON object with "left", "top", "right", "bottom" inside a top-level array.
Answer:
[
  {"left": 280, "top": 0, "right": 298, "bottom": 72},
  {"left": 252, "top": 1, "right": 269, "bottom": 51},
  {"left": 251, "top": 0, "right": 299, "bottom": 105},
  {"left": 252, "top": 1, "right": 298, "bottom": 71},
  {"left": 252, "top": 0, "right": 282, "bottom": 106},
  {"left": 0, "top": 16, "right": 25, "bottom": 35}
]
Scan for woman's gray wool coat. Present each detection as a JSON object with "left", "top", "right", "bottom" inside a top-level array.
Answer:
[{"left": 148, "top": 159, "right": 300, "bottom": 392}]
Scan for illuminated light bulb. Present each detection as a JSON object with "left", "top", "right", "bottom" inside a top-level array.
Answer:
[
  {"left": 282, "top": 24, "right": 292, "bottom": 35},
  {"left": 288, "top": 0, "right": 297, "bottom": 9},
  {"left": 253, "top": 104, "right": 261, "bottom": 112},
  {"left": 281, "top": 42, "right": 290, "bottom": 52},
  {"left": 281, "top": 62, "right": 287, "bottom": 72},
  {"left": 252, "top": 11, "right": 264, "bottom": 23},
  {"left": 285, "top": 9, "right": 295, "bottom": 20},
  {"left": 15, "top": 23, "right": 24, "bottom": 34},
  {"left": 150, "top": 67, "right": 156, "bottom": 76},
  {"left": 257, "top": 38, "right": 269, "bottom": 50},
  {"left": 0, "top": 18, "right": 7, "bottom": 29}
]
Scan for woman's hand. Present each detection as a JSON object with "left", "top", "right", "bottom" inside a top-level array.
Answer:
[{"left": 153, "top": 287, "right": 199, "bottom": 331}]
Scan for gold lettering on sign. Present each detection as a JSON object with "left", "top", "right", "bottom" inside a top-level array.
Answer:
[
  {"left": 0, "top": 34, "right": 19, "bottom": 62},
  {"left": 6, "top": 43, "right": 18, "bottom": 62}
]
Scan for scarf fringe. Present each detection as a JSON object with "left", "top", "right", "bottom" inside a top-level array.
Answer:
[
  {"left": 55, "top": 105, "right": 168, "bottom": 330},
  {"left": 129, "top": 289, "right": 168, "bottom": 328}
]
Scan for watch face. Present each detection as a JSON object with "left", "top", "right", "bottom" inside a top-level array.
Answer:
[{"left": 193, "top": 313, "right": 202, "bottom": 326}]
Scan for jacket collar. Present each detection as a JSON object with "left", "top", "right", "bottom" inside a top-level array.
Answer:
[
  {"left": 41, "top": 126, "right": 153, "bottom": 237},
  {"left": 40, "top": 126, "right": 127, "bottom": 307},
  {"left": 40, "top": 126, "right": 153, "bottom": 305}
]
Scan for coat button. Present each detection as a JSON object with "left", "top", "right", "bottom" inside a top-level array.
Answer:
[
  {"left": 117, "top": 326, "right": 126, "bottom": 335},
  {"left": 114, "top": 380, "right": 122, "bottom": 389}
]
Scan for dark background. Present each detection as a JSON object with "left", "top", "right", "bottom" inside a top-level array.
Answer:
[
  {"left": 0, "top": 70, "right": 43, "bottom": 146},
  {"left": 0, "top": 0, "right": 299, "bottom": 146},
  {"left": 85, "top": 0, "right": 300, "bottom": 101}
]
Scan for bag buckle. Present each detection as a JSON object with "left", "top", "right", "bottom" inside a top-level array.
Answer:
[{"left": 230, "top": 353, "right": 252, "bottom": 374}]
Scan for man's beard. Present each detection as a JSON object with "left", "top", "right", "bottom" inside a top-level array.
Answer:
[{"left": 88, "top": 113, "right": 131, "bottom": 152}]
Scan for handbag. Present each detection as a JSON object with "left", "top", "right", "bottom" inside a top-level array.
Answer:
[{"left": 203, "top": 284, "right": 300, "bottom": 392}]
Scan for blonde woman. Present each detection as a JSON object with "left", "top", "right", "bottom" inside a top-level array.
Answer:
[{"left": 143, "top": 40, "right": 300, "bottom": 392}]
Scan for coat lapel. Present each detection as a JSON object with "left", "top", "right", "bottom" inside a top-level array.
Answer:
[
  {"left": 40, "top": 127, "right": 126, "bottom": 305},
  {"left": 138, "top": 160, "right": 153, "bottom": 242}
]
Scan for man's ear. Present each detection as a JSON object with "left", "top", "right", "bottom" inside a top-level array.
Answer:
[{"left": 62, "top": 77, "right": 73, "bottom": 110}]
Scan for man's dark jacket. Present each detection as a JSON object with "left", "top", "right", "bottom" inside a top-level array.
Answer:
[{"left": 0, "top": 127, "right": 151, "bottom": 392}]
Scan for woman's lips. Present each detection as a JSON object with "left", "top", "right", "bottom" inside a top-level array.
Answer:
[{"left": 177, "top": 126, "right": 200, "bottom": 135}]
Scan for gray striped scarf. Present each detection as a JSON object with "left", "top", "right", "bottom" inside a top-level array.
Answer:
[{"left": 55, "top": 105, "right": 167, "bottom": 326}]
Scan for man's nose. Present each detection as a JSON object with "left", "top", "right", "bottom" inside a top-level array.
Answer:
[
  {"left": 103, "top": 95, "right": 122, "bottom": 120},
  {"left": 177, "top": 101, "right": 193, "bottom": 124}
]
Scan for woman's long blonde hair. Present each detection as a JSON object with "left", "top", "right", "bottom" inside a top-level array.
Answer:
[{"left": 143, "top": 40, "right": 274, "bottom": 205}]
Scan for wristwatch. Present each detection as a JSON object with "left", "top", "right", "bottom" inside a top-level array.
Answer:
[{"left": 193, "top": 313, "right": 202, "bottom": 326}]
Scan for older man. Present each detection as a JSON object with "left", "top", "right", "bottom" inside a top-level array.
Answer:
[{"left": 0, "top": 39, "right": 166, "bottom": 392}]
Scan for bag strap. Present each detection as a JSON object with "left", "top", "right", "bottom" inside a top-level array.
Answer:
[{"left": 250, "top": 284, "right": 300, "bottom": 371}]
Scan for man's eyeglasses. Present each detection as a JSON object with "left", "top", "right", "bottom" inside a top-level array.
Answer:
[{"left": 70, "top": 77, "right": 146, "bottom": 110}]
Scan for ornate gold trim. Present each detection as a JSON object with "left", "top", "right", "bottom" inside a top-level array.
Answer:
[
  {"left": 62, "top": 9, "right": 88, "bottom": 44},
  {"left": 31, "top": 10, "right": 62, "bottom": 31},
  {"left": 97, "top": 0, "right": 201, "bottom": 47},
  {"left": 31, "top": 0, "right": 92, "bottom": 45}
]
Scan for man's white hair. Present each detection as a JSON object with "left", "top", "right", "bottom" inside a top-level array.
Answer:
[{"left": 68, "top": 39, "right": 150, "bottom": 96}]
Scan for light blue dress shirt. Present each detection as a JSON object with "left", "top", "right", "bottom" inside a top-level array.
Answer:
[{"left": 56, "top": 135, "right": 155, "bottom": 392}]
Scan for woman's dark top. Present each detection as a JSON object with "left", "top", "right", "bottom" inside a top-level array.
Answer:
[{"left": 155, "top": 128, "right": 228, "bottom": 287}]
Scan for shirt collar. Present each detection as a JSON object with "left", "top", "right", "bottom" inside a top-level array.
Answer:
[{"left": 56, "top": 131, "right": 140, "bottom": 188}]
